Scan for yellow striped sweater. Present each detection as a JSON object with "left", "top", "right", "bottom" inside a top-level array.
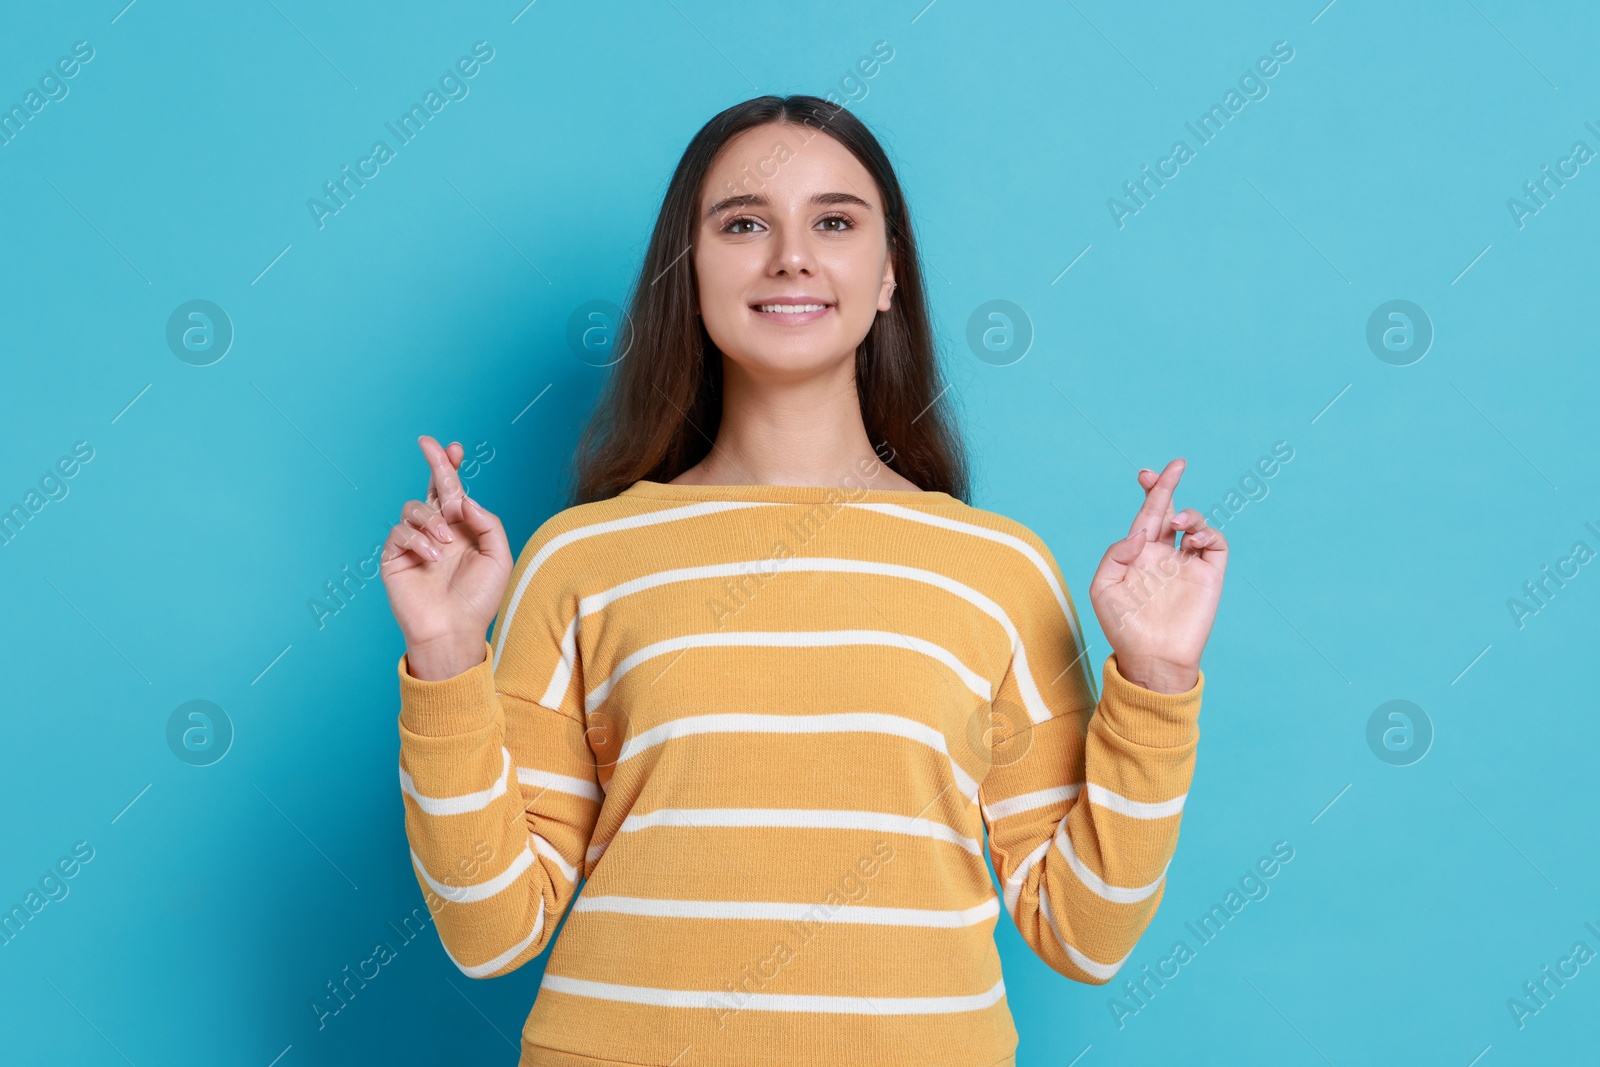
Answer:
[{"left": 395, "top": 478, "right": 1204, "bottom": 1066}]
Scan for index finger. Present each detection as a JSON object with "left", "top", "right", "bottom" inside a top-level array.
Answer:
[
  {"left": 418, "top": 435, "right": 468, "bottom": 524},
  {"left": 1128, "top": 457, "right": 1185, "bottom": 540}
]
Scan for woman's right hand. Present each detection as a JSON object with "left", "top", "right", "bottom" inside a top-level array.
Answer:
[{"left": 380, "top": 435, "right": 514, "bottom": 681}]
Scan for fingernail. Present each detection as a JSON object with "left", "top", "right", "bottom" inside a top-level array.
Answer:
[{"left": 437, "top": 525, "right": 453, "bottom": 542}]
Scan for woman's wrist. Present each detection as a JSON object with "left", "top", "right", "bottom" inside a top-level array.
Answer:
[
  {"left": 405, "top": 634, "right": 487, "bottom": 681},
  {"left": 1113, "top": 652, "right": 1199, "bottom": 694}
]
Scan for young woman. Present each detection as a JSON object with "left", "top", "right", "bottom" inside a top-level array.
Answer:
[{"left": 381, "top": 94, "right": 1226, "bottom": 1067}]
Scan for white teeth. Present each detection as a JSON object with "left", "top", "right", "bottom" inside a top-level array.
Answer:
[{"left": 755, "top": 304, "right": 827, "bottom": 314}]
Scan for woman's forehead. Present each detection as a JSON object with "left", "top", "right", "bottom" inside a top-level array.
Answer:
[{"left": 701, "top": 123, "right": 881, "bottom": 213}]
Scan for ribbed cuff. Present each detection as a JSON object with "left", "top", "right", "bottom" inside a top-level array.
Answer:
[
  {"left": 1095, "top": 653, "right": 1204, "bottom": 748},
  {"left": 397, "top": 640, "right": 499, "bottom": 737}
]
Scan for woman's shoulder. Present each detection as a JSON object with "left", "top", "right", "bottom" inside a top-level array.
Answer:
[
  {"left": 913, "top": 496, "right": 1058, "bottom": 560},
  {"left": 505, "top": 486, "right": 1065, "bottom": 587},
  {"left": 934, "top": 502, "right": 1079, "bottom": 624},
  {"left": 514, "top": 488, "right": 663, "bottom": 554}
]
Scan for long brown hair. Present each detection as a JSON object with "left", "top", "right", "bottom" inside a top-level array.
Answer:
[{"left": 568, "top": 94, "right": 968, "bottom": 505}]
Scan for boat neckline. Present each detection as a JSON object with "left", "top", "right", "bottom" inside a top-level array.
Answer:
[{"left": 621, "top": 479, "right": 958, "bottom": 505}]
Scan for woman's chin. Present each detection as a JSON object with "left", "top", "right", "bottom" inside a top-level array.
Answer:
[{"left": 722, "top": 344, "right": 858, "bottom": 383}]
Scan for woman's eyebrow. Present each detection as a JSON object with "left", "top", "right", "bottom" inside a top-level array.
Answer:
[{"left": 705, "top": 191, "right": 875, "bottom": 219}]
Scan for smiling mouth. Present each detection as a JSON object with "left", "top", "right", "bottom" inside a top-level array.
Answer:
[
  {"left": 751, "top": 303, "right": 831, "bottom": 314},
  {"left": 749, "top": 301, "right": 833, "bottom": 326}
]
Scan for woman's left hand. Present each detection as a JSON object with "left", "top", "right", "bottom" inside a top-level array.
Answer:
[{"left": 1088, "top": 458, "right": 1228, "bottom": 693}]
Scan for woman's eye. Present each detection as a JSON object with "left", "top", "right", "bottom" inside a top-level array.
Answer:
[{"left": 721, "top": 214, "right": 852, "bottom": 234}]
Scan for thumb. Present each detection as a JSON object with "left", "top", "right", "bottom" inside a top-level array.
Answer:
[
  {"left": 1095, "top": 530, "right": 1146, "bottom": 587},
  {"left": 460, "top": 495, "right": 510, "bottom": 566},
  {"left": 1112, "top": 529, "right": 1146, "bottom": 560}
]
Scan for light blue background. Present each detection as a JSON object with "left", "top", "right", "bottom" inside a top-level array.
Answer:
[{"left": 2, "top": 1, "right": 1597, "bottom": 1064}]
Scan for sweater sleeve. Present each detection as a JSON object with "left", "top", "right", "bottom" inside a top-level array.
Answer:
[
  {"left": 395, "top": 523, "right": 602, "bottom": 979},
  {"left": 977, "top": 535, "right": 1203, "bottom": 985}
]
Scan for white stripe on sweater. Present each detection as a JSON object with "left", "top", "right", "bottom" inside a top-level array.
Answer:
[
  {"left": 1037, "top": 890, "right": 1130, "bottom": 981},
  {"left": 586, "top": 630, "right": 990, "bottom": 714},
  {"left": 1052, "top": 821, "right": 1168, "bottom": 904},
  {"left": 542, "top": 556, "right": 1049, "bottom": 721},
  {"left": 1003, "top": 838, "right": 1054, "bottom": 917},
  {"left": 410, "top": 832, "right": 578, "bottom": 905},
  {"left": 980, "top": 783, "right": 1187, "bottom": 823},
  {"left": 517, "top": 766, "right": 603, "bottom": 803},
  {"left": 997, "top": 810, "right": 1169, "bottom": 914},
  {"left": 572, "top": 894, "right": 1000, "bottom": 928},
  {"left": 493, "top": 501, "right": 776, "bottom": 673},
  {"left": 1085, "top": 783, "right": 1187, "bottom": 820},
  {"left": 619, "top": 807, "right": 982, "bottom": 855},
  {"left": 618, "top": 712, "right": 981, "bottom": 803},
  {"left": 399, "top": 747, "right": 509, "bottom": 816},
  {"left": 412, "top": 843, "right": 536, "bottom": 904},
  {"left": 539, "top": 974, "right": 1008, "bottom": 1015},
  {"left": 398, "top": 748, "right": 603, "bottom": 813},
  {"left": 848, "top": 503, "right": 1093, "bottom": 693},
  {"left": 442, "top": 899, "right": 546, "bottom": 979},
  {"left": 982, "top": 783, "right": 1082, "bottom": 823}
]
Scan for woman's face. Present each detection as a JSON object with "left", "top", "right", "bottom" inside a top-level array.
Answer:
[{"left": 693, "top": 121, "right": 895, "bottom": 381}]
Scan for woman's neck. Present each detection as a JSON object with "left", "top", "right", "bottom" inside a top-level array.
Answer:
[{"left": 671, "top": 356, "right": 919, "bottom": 490}]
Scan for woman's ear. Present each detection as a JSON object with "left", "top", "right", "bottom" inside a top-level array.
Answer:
[{"left": 877, "top": 267, "right": 897, "bottom": 313}]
